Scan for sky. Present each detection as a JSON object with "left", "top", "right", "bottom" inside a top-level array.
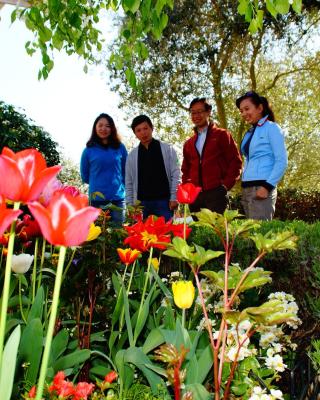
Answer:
[{"left": 0, "top": 5, "right": 132, "bottom": 164}]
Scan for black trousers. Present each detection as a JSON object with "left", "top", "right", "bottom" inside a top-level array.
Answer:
[{"left": 189, "top": 185, "right": 229, "bottom": 214}]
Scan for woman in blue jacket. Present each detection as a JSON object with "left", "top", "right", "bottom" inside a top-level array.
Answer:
[
  {"left": 80, "top": 113, "right": 127, "bottom": 225},
  {"left": 236, "top": 92, "right": 287, "bottom": 220}
]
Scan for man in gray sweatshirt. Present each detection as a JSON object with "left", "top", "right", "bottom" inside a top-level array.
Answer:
[{"left": 125, "top": 115, "right": 180, "bottom": 221}]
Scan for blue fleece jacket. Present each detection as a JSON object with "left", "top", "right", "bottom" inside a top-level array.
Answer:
[
  {"left": 241, "top": 116, "right": 288, "bottom": 189},
  {"left": 80, "top": 143, "right": 127, "bottom": 201}
]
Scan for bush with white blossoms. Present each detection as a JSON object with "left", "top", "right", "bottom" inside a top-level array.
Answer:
[{"left": 249, "top": 386, "right": 284, "bottom": 400}]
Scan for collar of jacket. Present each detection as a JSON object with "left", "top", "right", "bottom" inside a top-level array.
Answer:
[
  {"left": 257, "top": 115, "right": 269, "bottom": 127},
  {"left": 193, "top": 122, "right": 215, "bottom": 136}
]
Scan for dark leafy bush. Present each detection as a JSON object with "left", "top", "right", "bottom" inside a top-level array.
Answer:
[{"left": 230, "top": 188, "right": 320, "bottom": 222}]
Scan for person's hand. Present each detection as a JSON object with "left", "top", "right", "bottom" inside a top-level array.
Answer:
[
  {"left": 255, "top": 186, "right": 269, "bottom": 200},
  {"left": 169, "top": 200, "right": 179, "bottom": 210}
]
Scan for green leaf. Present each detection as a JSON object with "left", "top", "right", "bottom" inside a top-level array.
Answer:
[
  {"left": 123, "top": 0, "right": 141, "bottom": 13},
  {"left": 49, "top": 328, "right": 69, "bottom": 366},
  {"left": 53, "top": 349, "right": 91, "bottom": 372},
  {"left": 0, "top": 325, "right": 21, "bottom": 400},
  {"left": 184, "top": 383, "right": 211, "bottom": 400},
  {"left": 292, "top": 0, "right": 302, "bottom": 13},
  {"left": 231, "top": 381, "right": 249, "bottom": 395},
  {"left": 133, "top": 284, "right": 156, "bottom": 343},
  {"left": 27, "top": 286, "right": 44, "bottom": 322},
  {"left": 125, "top": 68, "right": 137, "bottom": 88},
  {"left": 266, "top": 0, "right": 278, "bottom": 17},
  {"left": 19, "top": 318, "right": 43, "bottom": 385},
  {"left": 237, "top": 0, "right": 249, "bottom": 16},
  {"left": 274, "top": 0, "right": 290, "bottom": 14},
  {"left": 143, "top": 328, "right": 165, "bottom": 354},
  {"left": 196, "top": 345, "right": 214, "bottom": 384}
]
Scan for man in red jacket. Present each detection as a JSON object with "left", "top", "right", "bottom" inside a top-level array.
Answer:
[{"left": 182, "top": 97, "right": 242, "bottom": 214}]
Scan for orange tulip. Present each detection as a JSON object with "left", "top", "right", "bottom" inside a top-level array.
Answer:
[
  {"left": 28, "top": 192, "right": 100, "bottom": 246},
  {"left": 117, "top": 248, "right": 141, "bottom": 265},
  {"left": 0, "top": 147, "right": 61, "bottom": 203}
]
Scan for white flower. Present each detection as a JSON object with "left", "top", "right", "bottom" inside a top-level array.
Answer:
[
  {"left": 270, "top": 389, "right": 284, "bottom": 399},
  {"left": 265, "top": 354, "right": 287, "bottom": 372},
  {"left": 11, "top": 254, "right": 34, "bottom": 274}
]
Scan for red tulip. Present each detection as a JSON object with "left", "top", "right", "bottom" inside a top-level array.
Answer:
[
  {"left": 28, "top": 192, "right": 100, "bottom": 246},
  {"left": 117, "top": 248, "right": 141, "bottom": 265},
  {"left": 16, "top": 214, "right": 42, "bottom": 241},
  {"left": 104, "top": 371, "right": 118, "bottom": 383},
  {"left": 0, "top": 147, "right": 61, "bottom": 203},
  {"left": 177, "top": 183, "right": 201, "bottom": 204},
  {"left": 0, "top": 195, "right": 22, "bottom": 236}
]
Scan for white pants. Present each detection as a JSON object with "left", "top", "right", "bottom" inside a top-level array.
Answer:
[{"left": 241, "top": 186, "right": 277, "bottom": 220}]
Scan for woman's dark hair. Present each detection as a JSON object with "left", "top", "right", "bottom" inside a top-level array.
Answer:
[
  {"left": 235, "top": 91, "right": 275, "bottom": 122},
  {"left": 189, "top": 97, "right": 212, "bottom": 112},
  {"left": 86, "top": 113, "right": 121, "bottom": 148},
  {"left": 131, "top": 114, "right": 153, "bottom": 132}
]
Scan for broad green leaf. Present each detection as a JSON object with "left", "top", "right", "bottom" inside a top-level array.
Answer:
[
  {"left": 133, "top": 284, "right": 156, "bottom": 343},
  {"left": 266, "top": 0, "right": 278, "bottom": 17},
  {"left": 19, "top": 318, "right": 43, "bottom": 385},
  {"left": 186, "top": 354, "right": 199, "bottom": 384},
  {"left": 27, "top": 286, "right": 44, "bottom": 322},
  {"left": 53, "top": 349, "right": 91, "bottom": 372},
  {"left": 49, "top": 328, "right": 69, "bottom": 366},
  {"left": 184, "top": 383, "right": 211, "bottom": 400},
  {"left": 196, "top": 345, "right": 213, "bottom": 384},
  {"left": 0, "top": 325, "right": 21, "bottom": 400},
  {"left": 142, "top": 328, "right": 165, "bottom": 354}
]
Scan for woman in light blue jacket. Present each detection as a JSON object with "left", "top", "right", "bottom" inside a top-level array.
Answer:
[{"left": 236, "top": 91, "right": 288, "bottom": 220}]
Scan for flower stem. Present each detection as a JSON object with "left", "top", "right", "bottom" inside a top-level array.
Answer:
[
  {"left": 38, "top": 238, "right": 46, "bottom": 290},
  {"left": 181, "top": 308, "right": 186, "bottom": 330},
  {"left": 0, "top": 201, "right": 20, "bottom": 369},
  {"left": 35, "top": 245, "right": 67, "bottom": 400},
  {"left": 32, "top": 238, "right": 39, "bottom": 302},
  {"left": 18, "top": 275, "right": 27, "bottom": 323}
]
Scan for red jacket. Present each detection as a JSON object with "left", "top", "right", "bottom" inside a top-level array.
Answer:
[{"left": 182, "top": 123, "right": 242, "bottom": 191}]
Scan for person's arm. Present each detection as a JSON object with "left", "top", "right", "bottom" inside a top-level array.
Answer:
[
  {"left": 80, "top": 149, "right": 89, "bottom": 184},
  {"left": 121, "top": 144, "right": 128, "bottom": 185},
  {"left": 181, "top": 143, "right": 191, "bottom": 184},
  {"left": 125, "top": 153, "right": 134, "bottom": 205},
  {"left": 265, "top": 123, "right": 288, "bottom": 189},
  {"left": 220, "top": 130, "right": 242, "bottom": 190},
  {"left": 168, "top": 145, "right": 181, "bottom": 202}
]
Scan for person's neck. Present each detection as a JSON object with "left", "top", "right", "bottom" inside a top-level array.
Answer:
[{"left": 196, "top": 123, "right": 209, "bottom": 131}]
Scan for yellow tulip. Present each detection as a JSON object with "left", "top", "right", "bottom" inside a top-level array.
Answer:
[
  {"left": 172, "top": 281, "right": 195, "bottom": 309},
  {"left": 86, "top": 223, "right": 102, "bottom": 241},
  {"left": 151, "top": 257, "right": 160, "bottom": 272}
]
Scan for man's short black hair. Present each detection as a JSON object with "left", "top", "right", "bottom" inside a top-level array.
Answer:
[
  {"left": 131, "top": 115, "right": 153, "bottom": 131},
  {"left": 189, "top": 97, "right": 212, "bottom": 112}
]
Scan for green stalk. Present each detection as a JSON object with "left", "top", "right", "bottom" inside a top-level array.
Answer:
[
  {"left": 183, "top": 204, "right": 187, "bottom": 240},
  {"left": 181, "top": 308, "right": 186, "bottom": 330},
  {"left": 38, "top": 238, "right": 46, "bottom": 290},
  {"left": 32, "top": 238, "right": 39, "bottom": 302},
  {"left": 0, "top": 201, "right": 20, "bottom": 369},
  {"left": 18, "top": 275, "right": 27, "bottom": 323},
  {"left": 35, "top": 245, "right": 67, "bottom": 400},
  {"left": 61, "top": 247, "right": 77, "bottom": 283}
]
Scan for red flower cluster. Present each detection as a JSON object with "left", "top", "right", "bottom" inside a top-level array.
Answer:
[
  {"left": 124, "top": 215, "right": 191, "bottom": 252},
  {"left": 48, "top": 371, "right": 94, "bottom": 399},
  {"left": 16, "top": 214, "right": 42, "bottom": 243}
]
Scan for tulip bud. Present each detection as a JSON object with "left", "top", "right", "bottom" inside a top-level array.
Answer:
[
  {"left": 11, "top": 254, "right": 34, "bottom": 274},
  {"left": 172, "top": 281, "right": 195, "bottom": 309}
]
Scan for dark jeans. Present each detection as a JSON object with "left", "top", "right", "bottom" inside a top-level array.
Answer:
[
  {"left": 140, "top": 199, "right": 173, "bottom": 221},
  {"left": 189, "top": 185, "right": 229, "bottom": 214},
  {"left": 90, "top": 199, "right": 126, "bottom": 226}
]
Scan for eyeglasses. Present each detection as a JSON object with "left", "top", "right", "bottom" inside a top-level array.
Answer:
[{"left": 190, "top": 110, "right": 207, "bottom": 116}]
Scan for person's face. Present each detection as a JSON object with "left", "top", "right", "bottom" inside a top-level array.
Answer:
[
  {"left": 190, "top": 102, "right": 210, "bottom": 129},
  {"left": 134, "top": 121, "right": 153, "bottom": 147},
  {"left": 239, "top": 98, "right": 264, "bottom": 125},
  {"left": 96, "top": 118, "right": 112, "bottom": 143}
]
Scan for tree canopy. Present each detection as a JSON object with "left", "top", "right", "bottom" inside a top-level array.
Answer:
[{"left": 0, "top": 101, "right": 60, "bottom": 166}]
